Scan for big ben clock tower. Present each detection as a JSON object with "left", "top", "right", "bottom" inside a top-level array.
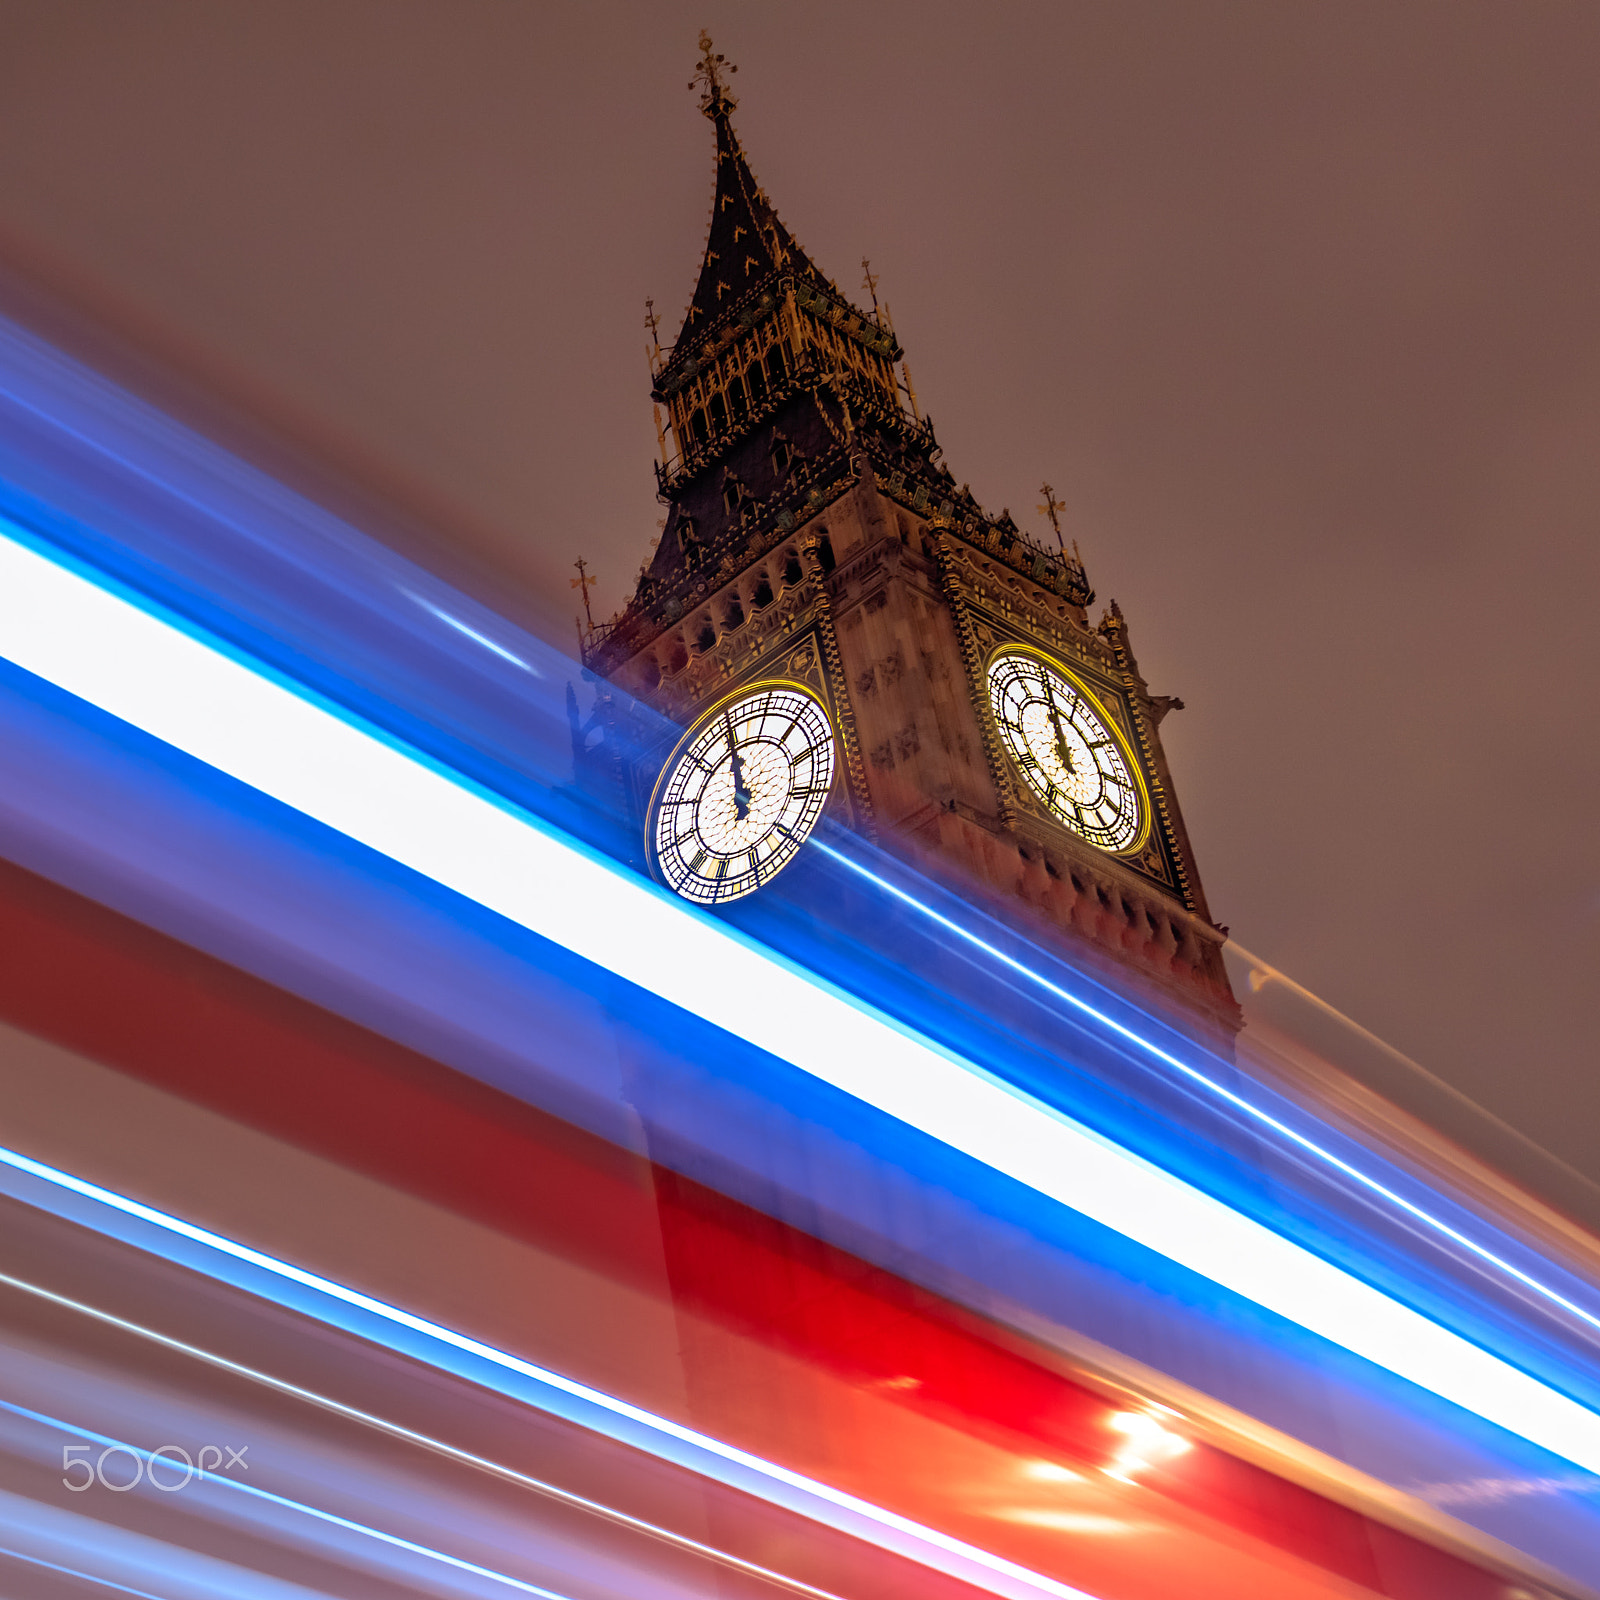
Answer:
[{"left": 584, "top": 36, "right": 1238, "bottom": 1036}]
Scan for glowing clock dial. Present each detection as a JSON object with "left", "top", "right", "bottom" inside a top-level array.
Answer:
[
  {"left": 650, "top": 682, "right": 836, "bottom": 904},
  {"left": 987, "top": 650, "right": 1146, "bottom": 853}
]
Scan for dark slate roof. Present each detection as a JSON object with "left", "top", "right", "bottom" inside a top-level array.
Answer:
[
  {"left": 643, "top": 388, "right": 843, "bottom": 587},
  {"left": 674, "top": 101, "right": 820, "bottom": 348}
]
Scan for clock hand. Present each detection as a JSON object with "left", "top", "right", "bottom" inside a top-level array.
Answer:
[
  {"left": 1043, "top": 681, "right": 1076, "bottom": 776},
  {"left": 724, "top": 710, "right": 752, "bottom": 820}
]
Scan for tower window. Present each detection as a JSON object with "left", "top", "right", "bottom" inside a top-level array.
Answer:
[
  {"left": 782, "top": 553, "right": 803, "bottom": 586},
  {"left": 695, "top": 622, "right": 716, "bottom": 653},
  {"left": 816, "top": 533, "right": 836, "bottom": 575},
  {"left": 689, "top": 408, "right": 708, "bottom": 450},
  {"left": 771, "top": 438, "right": 792, "bottom": 475},
  {"left": 724, "top": 597, "right": 745, "bottom": 630},
  {"left": 752, "top": 577, "right": 774, "bottom": 609},
  {"left": 708, "top": 391, "right": 728, "bottom": 434},
  {"left": 746, "top": 360, "right": 767, "bottom": 406},
  {"left": 728, "top": 376, "right": 748, "bottom": 421},
  {"left": 723, "top": 478, "right": 745, "bottom": 515},
  {"left": 765, "top": 344, "right": 787, "bottom": 385}
]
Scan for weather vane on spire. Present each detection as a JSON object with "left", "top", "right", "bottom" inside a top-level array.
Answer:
[
  {"left": 690, "top": 30, "right": 738, "bottom": 116},
  {"left": 861, "top": 258, "right": 881, "bottom": 316},
  {"left": 1036, "top": 482, "right": 1090, "bottom": 596},
  {"left": 1036, "top": 482, "right": 1068, "bottom": 554},
  {"left": 571, "top": 557, "right": 598, "bottom": 634}
]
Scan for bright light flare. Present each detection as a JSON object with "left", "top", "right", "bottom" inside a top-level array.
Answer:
[
  {"left": 998, "top": 1512, "right": 1140, "bottom": 1536},
  {"left": 1104, "top": 1412, "right": 1192, "bottom": 1484}
]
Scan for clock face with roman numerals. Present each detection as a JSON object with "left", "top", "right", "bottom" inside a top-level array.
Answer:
[
  {"left": 987, "top": 649, "right": 1148, "bottom": 854},
  {"left": 649, "top": 682, "right": 836, "bottom": 904}
]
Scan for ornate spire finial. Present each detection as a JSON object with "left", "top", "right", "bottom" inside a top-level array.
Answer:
[
  {"left": 571, "top": 556, "right": 597, "bottom": 633},
  {"left": 690, "top": 30, "right": 738, "bottom": 118},
  {"left": 861, "top": 257, "right": 881, "bottom": 316},
  {"left": 1036, "top": 482, "right": 1065, "bottom": 553},
  {"left": 1035, "top": 484, "right": 1095, "bottom": 605}
]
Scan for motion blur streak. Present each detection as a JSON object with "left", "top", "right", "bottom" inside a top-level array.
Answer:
[
  {"left": 0, "top": 1545, "right": 169, "bottom": 1600},
  {"left": 2, "top": 521, "right": 1599, "bottom": 1479},
  {"left": 0, "top": 1400, "right": 578, "bottom": 1599},
  {"left": 0, "top": 1269, "right": 853, "bottom": 1600},
  {"left": 0, "top": 1145, "right": 1101, "bottom": 1600},
  {"left": 813, "top": 841, "right": 1600, "bottom": 1336},
  {"left": 401, "top": 589, "right": 543, "bottom": 672}
]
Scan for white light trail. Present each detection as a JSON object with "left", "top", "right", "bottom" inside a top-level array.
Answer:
[
  {"left": 0, "top": 1399, "right": 579, "bottom": 1600},
  {"left": 401, "top": 590, "right": 541, "bottom": 673},
  {"left": 0, "top": 1144, "right": 1096, "bottom": 1600},
  {"left": 813, "top": 842, "right": 1600, "bottom": 1340},
  {"left": 0, "top": 522, "right": 1597, "bottom": 1478},
  {"left": 0, "top": 1268, "right": 855, "bottom": 1600}
]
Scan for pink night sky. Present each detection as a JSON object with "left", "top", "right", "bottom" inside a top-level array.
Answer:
[{"left": 0, "top": 2, "right": 1594, "bottom": 1194}]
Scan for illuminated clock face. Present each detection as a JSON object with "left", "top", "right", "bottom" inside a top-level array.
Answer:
[
  {"left": 987, "top": 650, "right": 1146, "bottom": 853},
  {"left": 650, "top": 682, "right": 837, "bottom": 904}
]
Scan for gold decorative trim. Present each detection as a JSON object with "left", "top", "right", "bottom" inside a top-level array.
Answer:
[
  {"left": 800, "top": 534, "right": 875, "bottom": 840},
  {"left": 643, "top": 675, "right": 838, "bottom": 889},
  {"left": 980, "top": 640, "right": 1155, "bottom": 860},
  {"left": 1100, "top": 611, "right": 1195, "bottom": 908},
  {"left": 934, "top": 534, "right": 1017, "bottom": 828}
]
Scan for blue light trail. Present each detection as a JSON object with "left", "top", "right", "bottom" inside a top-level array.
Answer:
[
  {"left": 812, "top": 842, "right": 1600, "bottom": 1339},
  {"left": 0, "top": 1267, "right": 855, "bottom": 1600},
  {"left": 0, "top": 1144, "right": 1100, "bottom": 1600},
  {"left": 402, "top": 590, "right": 542, "bottom": 673},
  {"left": 0, "top": 516, "right": 1597, "bottom": 1481},
  {"left": 0, "top": 1398, "right": 582, "bottom": 1600},
  {"left": 0, "top": 1545, "right": 175, "bottom": 1600}
]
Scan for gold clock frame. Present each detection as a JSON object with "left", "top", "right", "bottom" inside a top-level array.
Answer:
[
  {"left": 983, "top": 643, "right": 1153, "bottom": 858},
  {"left": 645, "top": 676, "right": 839, "bottom": 900}
]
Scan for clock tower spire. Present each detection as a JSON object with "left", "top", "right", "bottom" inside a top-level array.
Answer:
[{"left": 585, "top": 39, "right": 1237, "bottom": 1036}]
